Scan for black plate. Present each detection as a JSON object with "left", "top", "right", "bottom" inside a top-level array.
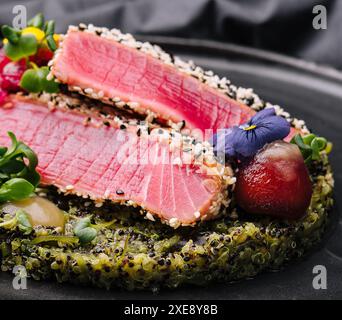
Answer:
[{"left": 1, "top": 37, "right": 342, "bottom": 300}]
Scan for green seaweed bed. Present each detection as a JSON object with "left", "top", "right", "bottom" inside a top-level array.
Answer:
[{"left": 0, "top": 154, "right": 334, "bottom": 291}]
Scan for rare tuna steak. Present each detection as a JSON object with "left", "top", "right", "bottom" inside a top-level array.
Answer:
[
  {"left": 0, "top": 95, "right": 234, "bottom": 227},
  {"left": 50, "top": 25, "right": 255, "bottom": 134}
]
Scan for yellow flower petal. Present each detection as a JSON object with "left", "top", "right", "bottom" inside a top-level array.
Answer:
[
  {"left": 53, "top": 34, "right": 61, "bottom": 43},
  {"left": 22, "top": 27, "right": 45, "bottom": 42}
]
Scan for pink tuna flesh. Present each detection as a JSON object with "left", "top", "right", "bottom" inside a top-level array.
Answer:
[
  {"left": 0, "top": 96, "right": 230, "bottom": 227},
  {"left": 52, "top": 30, "right": 255, "bottom": 134}
]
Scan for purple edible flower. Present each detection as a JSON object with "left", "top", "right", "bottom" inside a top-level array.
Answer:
[{"left": 211, "top": 108, "right": 290, "bottom": 160}]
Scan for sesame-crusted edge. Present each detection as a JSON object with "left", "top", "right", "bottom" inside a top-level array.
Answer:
[
  {"left": 49, "top": 24, "right": 310, "bottom": 134},
  {"left": 13, "top": 92, "right": 235, "bottom": 228}
]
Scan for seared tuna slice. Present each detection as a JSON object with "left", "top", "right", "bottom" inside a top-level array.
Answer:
[
  {"left": 0, "top": 95, "right": 234, "bottom": 227},
  {"left": 50, "top": 26, "right": 255, "bottom": 134}
]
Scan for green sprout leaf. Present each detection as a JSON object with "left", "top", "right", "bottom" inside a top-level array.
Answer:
[
  {"left": 39, "top": 67, "right": 59, "bottom": 92},
  {"left": 4, "top": 34, "right": 38, "bottom": 61},
  {"left": 0, "top": 132, "right": 40, "bottom": 203},
  {"left": 19, "top": 69, "right": 42, "bottom": 93},
  {"left": 44, "top": 20, "right": 55, "bottom": 36},
  {"left": 0, "top": 178, "right": 35, "bottom": 202},
  {"left": 46, "top": 34, "right": 57, "bottom": 52},
  {"left": 1, "top": 25, "right": 21, "bottom": 44},
  {"left": 20, "top": 66, "right": 59, "bottom": 94},
  {"left": 28, "top": 13, "right": 45, "bottom": 29},
  {"left": 291, "top": 133, "right": 332, "bottom": 164}
]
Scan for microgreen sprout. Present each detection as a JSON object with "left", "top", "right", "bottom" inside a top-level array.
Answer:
[
  {"left": 1, "top": 13, "right": 59, "bottom": 93},
  {"left": 0, "top": 132, "right": 40, "bottom": 203},
  {"left": 291, "top": 133, "right": 332, "bottom": 164},
  {"left": 28, "top": 13, "right": 45, "bottom": 29},
  {"left": 1, "top": 25, "right": 38, "bottom": 61},
  {"left": 20, "top": 64, "right": 59, "bottom": 93}
]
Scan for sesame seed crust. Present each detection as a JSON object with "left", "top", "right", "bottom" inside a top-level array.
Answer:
[
  {"left": 15, "top": 92, "right": 235, "bottom": 228},
  {"left": 49, "top": 24, "right": 310, "bottom": 134}
]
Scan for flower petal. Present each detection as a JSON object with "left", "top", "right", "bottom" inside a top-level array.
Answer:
[
  {"left": 211, "top": 128, "right": 237, "bottom": 159},
  {"left": 211, "top": 107, "right": 291, "bottom": 161},
  {"left": 250, "top": 107, "right": 276, "bottom": 125}
]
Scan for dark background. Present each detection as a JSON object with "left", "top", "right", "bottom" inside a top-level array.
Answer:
[
  {"left": 0, "top": 0, "right": 341, "bottom": 69},
  {"left": 1, "top": 0, "right": 342, "bottom": 300}
]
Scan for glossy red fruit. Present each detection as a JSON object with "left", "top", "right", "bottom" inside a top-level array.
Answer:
[
  {"left": 235, "top": 140, "right": 313, "bottom": 219},
  {"left": 0, "top": 59, "right": 26, "bottom": 92}
]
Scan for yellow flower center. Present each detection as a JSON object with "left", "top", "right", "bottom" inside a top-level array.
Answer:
[{"left": 243, "top": 124, "right": 257, "bottom": 131}]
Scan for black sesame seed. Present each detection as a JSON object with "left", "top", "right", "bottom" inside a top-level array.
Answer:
[
  {"left": 183, "top": 256, "right": 190, "bottom": 262},
  {"left": 120, "top": 124, "right": 126, "bottom": 130},
  {"left": 180, "top": 120, "right": 186, "bottom": 129},
  {"left": 116, "top": 189, "right": 124, "bottom": 195},
  {"left": 158, "top": 259, "right": 165, "bottom": 266},
  {"left": 137, "top": 128, "right": 141, "bottom": 136},
  {"left": 128, "top": 262, "right": 134, "bottom": 268},
  {"left": 103, "top": 121, "right": 110, "bottom": 126}
]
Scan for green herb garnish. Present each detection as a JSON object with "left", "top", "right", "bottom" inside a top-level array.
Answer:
[
  {"left": 43, "top": 19, "right": 57, "bottom": 52},
  {"left": 2, "top": 28, "right": 38, "bottom": 61},
  {"left": 74, "top": 217, "right": 98, "bottom": 243},
  {"left": 1, "top": 12, "right": 59, "bottom": 93},
  {"left": 20, "top": 65, "right": 59, "bottom": 93},
  {"left": 0, "top": 132, "right": 40, "bottom": 202},
  {"left": 291, "top": 133, "right": 332, "bottom": 164},
  {"left": 28, "top": 13, "right": 45, "bottom": 29}
]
